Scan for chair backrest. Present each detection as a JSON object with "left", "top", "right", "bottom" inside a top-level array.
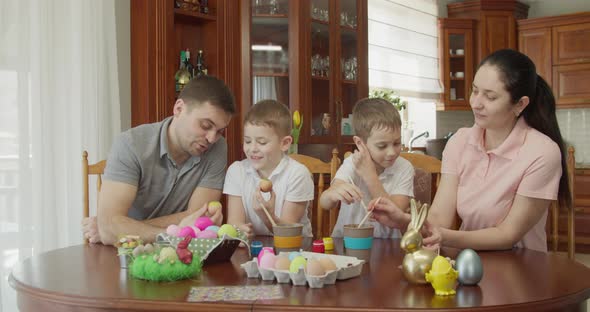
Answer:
[
  {"left": 549, "top": 146, "right": 575, "bottom": 259},
  {"left": 399, "top": 153, "right": 442, "bottom": 206},
  {"left": 82, "top": 151, "right": 106, "bottom": 242},
  {"left": 289, "top": 149, "right": 340, "bottom": 238}
]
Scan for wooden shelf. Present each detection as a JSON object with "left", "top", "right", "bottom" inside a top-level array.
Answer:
[
  {"left": 253, "top": 72, "right": 289, "bottom": 77},
  {"left": 312, "top": 75, "right": 330, "bottom": 80},
  {"left": 253, "top": 13, "right": 288, "bottom": 18},
  {"left": 450, "top": 54, "right": 465, "bottom": 58},
  {"left": 340, "top": 25, "right": 357, "bottom": 31},
  {"left": 174, "top": 8, "right": 216, "bottom": 21},
  {"left": 342, "top": 79, "right": 357, "bottom": 84},
  {"left": 311, "top": 18, "right": 329, "bottom": 25},
  {"left": 450, "top": 77, "right": 465, "bottom": 81}
]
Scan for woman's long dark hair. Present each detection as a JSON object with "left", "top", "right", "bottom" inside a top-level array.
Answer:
[{"left": 479, "top": 49, "right": 571, "bottom": 210}]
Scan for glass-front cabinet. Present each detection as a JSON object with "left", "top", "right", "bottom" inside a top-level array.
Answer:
[
  {"left": 242, "top": 0, "right": 368, "bottom": 153},
  {"left": 437, "top": 18, "right": 474, "bottom": 110}
]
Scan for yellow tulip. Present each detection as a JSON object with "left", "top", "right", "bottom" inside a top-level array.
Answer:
[{"left": 293, "top": 110, "right": 301, "bottom": 128}]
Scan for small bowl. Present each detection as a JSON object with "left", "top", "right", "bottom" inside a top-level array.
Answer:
[
  {"left": 456, "top": 49, "right": 464, "bottom": 55},
  {"left": 455, "top": 72, "right": 464, "bottom": 78}
]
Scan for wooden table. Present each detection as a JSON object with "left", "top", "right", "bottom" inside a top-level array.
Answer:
[{"left": 9, "top": 237, "right": 590, "bottom": 311}]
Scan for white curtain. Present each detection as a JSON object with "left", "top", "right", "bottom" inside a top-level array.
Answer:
[
  {"left": 368, "top": 0, "right": 441, "bottom": 95},
  {"left": 252, "top": 76, "right": 278, "bottom": 104},
  {"left": 0, "top": 0, "right": 121, "bottom": 310}
]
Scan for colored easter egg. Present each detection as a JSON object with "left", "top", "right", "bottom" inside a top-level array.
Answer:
[
  {"left": 456, "top": 249, "right": 483, "bottom": 285},
  {"left": 196, "top": 230, "right": 218, "bottom": 239},
  {"left": 166, "top": 224, "right": 180, "bottom": 236},
  {"left": 217, "top": 224, "right": 238, "bottom": 238},
  {"left": 194, "top": 217, "right": 214, "bottom": 231},
  {"left": 257, "top": 247, "right": 275, "bottom": 265},
  {"left": 288, "top": 251, "right": 301, "bottom": 261},
  {"left": 205, "top": 225, "right": 220, "bottom": 233},
  {"left": 177, "top": 226, "right": 196, "bottom": 238},
  {"left": 259, "top": 253, "right": 276, "bottom": 269},
  {"left": 289, "top": 256, "right": 307, "bottom": 273}
]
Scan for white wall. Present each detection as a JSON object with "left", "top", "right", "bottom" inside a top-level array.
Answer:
[
  {"left": 115, "top": 0, "right": 131, "bottom": 131},
  {"left": 527, "top": 0, "right": 590, "bottom": 18}
]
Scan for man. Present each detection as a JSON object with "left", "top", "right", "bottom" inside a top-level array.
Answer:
[{"left": 82, "top": 76, "right": 235, "bottom": 245}]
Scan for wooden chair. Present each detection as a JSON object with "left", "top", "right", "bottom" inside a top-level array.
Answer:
[
  {"left": 549, "top": 146, "right": 576, "bottom": 259},
  {"left": 82, "top": 151, "right": 106, "bottom": 243},
  {"left": 289, "top": 149, "right": 341, "bottom": 239},
  {"left": 399, "top": 152, "right": 442, "bottom": 206}
]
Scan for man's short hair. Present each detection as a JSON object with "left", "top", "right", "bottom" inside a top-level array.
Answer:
[
  {"left": 352, "top": 97, "right": 401, "bottom": 140},
  {"left": 244, "top": 99, "right": 292, "bottom": 137},
  {"left": 178, "top": 75, "right": 236, "bottom": 114}
]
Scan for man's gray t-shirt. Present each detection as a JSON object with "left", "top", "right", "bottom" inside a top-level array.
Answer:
[{"left": 104, "top": 117, "right": 227, "bottom": 220}]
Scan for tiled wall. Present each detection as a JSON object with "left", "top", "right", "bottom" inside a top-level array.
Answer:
[
  {"left": 557, "top": 108, "right": 590, "bottom": 166},
  {"left": 435, "top": 108, "right": 590, "bottom": 166},
  {"left": 436, "top": 110, "right": 474, "bottom": 139}
]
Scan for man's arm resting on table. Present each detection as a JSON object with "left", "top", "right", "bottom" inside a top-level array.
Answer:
[
  {"left": 97, "top": 180, "right": 163, "bottom": 245},
  {"left": 98, "top": 181, "right": 223, "bottom": 245}
]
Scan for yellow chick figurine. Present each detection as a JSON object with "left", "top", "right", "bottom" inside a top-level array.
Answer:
[{"left": 425, "top": 256, "right": 458, "bottom": 296}]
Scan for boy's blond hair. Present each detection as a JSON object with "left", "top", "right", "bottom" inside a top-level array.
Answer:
[
  {"left": 244, "top": 99, "right": 292, "bottom": 137},
  {"left": 352, "top": 97, "right": 401, "bottom": 140}
]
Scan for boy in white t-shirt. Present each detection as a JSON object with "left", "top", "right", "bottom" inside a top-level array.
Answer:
[
  {"left": 319, "top": 98, "right": 414, "bottom": 238},
  {"left": 224, "top": 100, "right": 314, "bottom": 239}
]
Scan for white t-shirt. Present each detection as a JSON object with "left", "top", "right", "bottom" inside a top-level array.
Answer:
[
  {"left": 331, "top": 156, "right": 414, "bottom": 238},
  {"left": 223, "top": 155, "right": 315, "bottom": 237}
]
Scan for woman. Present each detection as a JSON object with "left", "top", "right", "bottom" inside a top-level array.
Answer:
[{"left": 371, "top": 49, "right": 570, "bottom": 252}]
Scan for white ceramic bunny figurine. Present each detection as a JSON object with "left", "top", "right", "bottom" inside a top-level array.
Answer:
[{"left": 400, "top": 199, "right": 437, "bottom": 284}]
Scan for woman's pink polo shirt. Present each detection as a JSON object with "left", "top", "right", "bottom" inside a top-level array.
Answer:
[{"left": 441, "top": 117, "right": 562, "bottom": 252}]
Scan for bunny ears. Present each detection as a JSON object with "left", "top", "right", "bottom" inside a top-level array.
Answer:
[{"left": 408, "top": 199, "right": 429, "bottom": 231}]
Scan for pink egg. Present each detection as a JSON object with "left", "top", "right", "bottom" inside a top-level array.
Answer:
[
  {"left": 194, "top": 217, "right": 214, "bottom": 231},
  {"left": 196, "top": 230, "right": 218, "bottom": 239},
  {"left": 190, "top": 226, "right": 201, "bottom": 235},
  {"left": 166, "top": 224, "right": 180, "bottom": 236},
  {"left": 257, "top": 247, "right": 275, "bottom": 265},
  {"left": 177, "top": 226, "right": 196, "bottom": 238},
  {"left": 259, "top": 253, "right": 276, "bottom": 269}
]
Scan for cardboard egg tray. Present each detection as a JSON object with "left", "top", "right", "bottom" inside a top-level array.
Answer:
[{"left": 240, "top": 252, "right": 365, "bottom": 288}]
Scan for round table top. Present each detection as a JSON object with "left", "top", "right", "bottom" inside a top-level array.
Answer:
[{"left": 9, "top": 237, "right": 590, "bottom": 311}]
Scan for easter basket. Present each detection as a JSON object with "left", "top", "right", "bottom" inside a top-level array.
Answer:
[{"left": 156, "top": 230, "right": 250, "bottom": 265}]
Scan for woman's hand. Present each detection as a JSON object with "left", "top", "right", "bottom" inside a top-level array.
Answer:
[{"left": 422, "top": 221, "right": 443, "bottom": 250}]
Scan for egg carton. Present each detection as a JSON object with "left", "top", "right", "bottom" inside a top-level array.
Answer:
[
  {"left": 239, "top": 252, "right": 364, "bottom": 288},
  {"left": 299, "top": 252, "right": 365, "bottom": 280},
  {"left": 240, "top": 258, "right": 339, "bottom": 288}
]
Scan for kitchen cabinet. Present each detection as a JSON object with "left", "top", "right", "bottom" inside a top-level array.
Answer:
[
  {"left": 240, "top": 0, "right": 368, "bottom": 159},
  {"left": 438, "top": 0, "right": 528, "bottom": 111},
  {"left": 518, "top": 12, "right": 590, "bottom": 108},
  {"left": 130, "top": 0, "right": 244, "bottom": 162},
  {"left": 437, "top": 18, "right": 475, "bottom": 110}
]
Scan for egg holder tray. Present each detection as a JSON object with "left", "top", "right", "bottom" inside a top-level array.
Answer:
[
  {"left": 155, "top": 231, "right": 250, "bottom": 265},
  {"left": 240, "top": 251, "right": 365, "bottom": 288}
]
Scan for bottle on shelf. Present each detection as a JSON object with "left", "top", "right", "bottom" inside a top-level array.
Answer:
[
  {"left": 200, "top": 0, "right": 209, "bottom": 14},
  {"left": 184, "top": 48, "right": 195, "bottom": 79},
  {"left": 175, "top": 50, "right": 191, "bottom": 92},
  {"left": 196, "top": 50, "right": 208, "bottom": 76}
]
